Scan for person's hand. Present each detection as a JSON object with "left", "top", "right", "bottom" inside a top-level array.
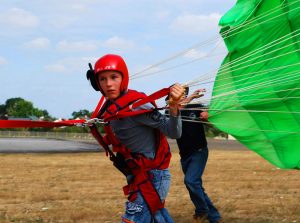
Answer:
[
  {"left": 191, "top": 89, "right": 206, "bottom": 99},
  {"left": 169, "top": 83, "right": 185, "bottom": 105},
  {"left": 200, "top": 111, "right": 208, "bottom": 121}
]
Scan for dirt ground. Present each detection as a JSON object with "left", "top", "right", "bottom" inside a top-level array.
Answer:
[{"left": 0, "top": 141, "right": 299, "bottom": 223}]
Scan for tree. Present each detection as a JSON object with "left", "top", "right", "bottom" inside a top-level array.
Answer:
[
  {"left": 71, "top": 109, "right": 92, "bottom": 119},
  {"left": 0, "top": 104, "right": 7, "bottom": 119},
  {"left": 4, "top": 97, "right": 52, "bottom": 120}
]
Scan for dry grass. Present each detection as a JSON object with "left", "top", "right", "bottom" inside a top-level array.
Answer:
[{"left": 0, "top": 146, "right": 299, "bottom": 223}]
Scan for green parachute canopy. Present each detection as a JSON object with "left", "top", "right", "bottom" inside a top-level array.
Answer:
[{"left": 209, "top": 0, "right": 300, "bottom": 169}]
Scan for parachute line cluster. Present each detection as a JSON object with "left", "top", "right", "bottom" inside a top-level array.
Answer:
[{"left": 133, "top": 0, "right": 300, "bottom": 169}]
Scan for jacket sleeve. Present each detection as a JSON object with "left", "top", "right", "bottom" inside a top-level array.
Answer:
[{"left": 133, "top": 103, "right": 182, "bottom": 139}]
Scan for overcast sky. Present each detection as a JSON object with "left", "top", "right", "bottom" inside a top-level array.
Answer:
[{"left": 0, "top": 0, "right": 236, "bottom": 118}]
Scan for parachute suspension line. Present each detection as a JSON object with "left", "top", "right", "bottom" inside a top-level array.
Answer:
[
  {"left": 190, "top": 46, "right": 300, "bottom": 93},
  {"left": 182, "top": 79, "right": 300, "bottom": 114},
  {"left": 175, "top": 103, "right": 300, "bottom": 115},
  {"left": 206, "top": 61, "right": 300, "bottom": 89},
  {"left": 216, "top": 37, "right": 300, "bottom": 79},
  {"left": 205, "top": 121, "right": 300, "bottom": 135},
  {"left": 193, "top": 87, "right": 300, "bottom": 104},
  {"left": 204, "top": 80, "right": 300, "bottom": 116},
  {"left": 185, "top": 29, "right": 300, "bottom": 89},
  {"left": 185, "top": 66, "right": 300, "bottom": 107},
  {"left": 210, "top": 66, "right": 300, "bottom": 94},
  {"left": 129, "top": 0, "right": 300, "bottom": 135},
  {"left": 221, "top": 3, "right": 300, "bottom": 41},
  {"left": 130, "top": 36, "right": 221, "bottom": 78},
  {"left": 185, "top": 65, "right": 300, "bottom": 107},
  {"left": 131, "top": 0, "right": 300, "bottom": 79},
  {"left": 220, "top": 0, "right": 300, "bottom": 40},
  {"left": 130, "top": 0, "right": 300, "bottom": 80},
  {"left": 164, "top": 113, "right": 300, "bottom": 135},
  {"left": 181, "top": 107, "right": 300, "bottom": 115},
  {"left": 211, "top": 71, "right": 300, "bottom": 100},
  {"left": 185, "top": 62, "right": 300, "bottom": 94},
  {"left": 192, "top": 87, "right": 300, "bottom": 104},
  {"left": 130, "top": 39, "right": 225, "bottom": 80},
  {"left": 217, "top": 71, "right": 300, "bottom": 98},
  {"left": 186, "top": 29, "right": 300, "bottom": 86},
  {"left": 130, "top": 2, "right": 300, "bottom": 89},
  {"left": 187, "top": 61, "right": 300, "bottom": 90},
  {"left": 193, "top": 96, "right": 300, "bottom": 105},
  {"left": 189, "top": 97, "right": 300, "bottom": 108},
  {"left": 187, "top": 63, "right": 300, "bottom": 107},
  {"left": 217, "top": 30, "right": 300, "bottom": 77},
  {"left": 217, "top": 87, "right": 300, "bottom": 100}
]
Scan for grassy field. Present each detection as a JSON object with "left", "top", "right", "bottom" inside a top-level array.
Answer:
[{"left": 0, "top": 144, "right": 299, "bottom": 223}]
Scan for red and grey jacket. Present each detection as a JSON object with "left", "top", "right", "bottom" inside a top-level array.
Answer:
[{"left": 89, "top": 89, "right": 174, "bottom": 214}]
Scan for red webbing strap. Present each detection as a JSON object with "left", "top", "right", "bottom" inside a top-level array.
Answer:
[
  {"left": 91, "top": 95, "right": 106, "bottom": 119},
  {"left": 103, "top": 87, "right": 170, "bottom": 122},
  {"left": 103, "top": 125, "right": 122, "bottom": 150},
  {"left": 131, "top": 88, "right": 170, "bottom": 109},
  {"left": 123, "top": 171, "right": 164, "bottom": 214},
  {"left": 104, "top": 109, "right": 153, "bottom": 122},
  {"left": 89, "top": 96, "right": 113, "bottom": 156},
  {"left": 90, "top": 125, "right": 132, "bottom": 177},
  {"left": 0, "top": 119, "right": 85, "bottom": 128},
  {"left": 89, "top": 125, "right": 113, "bottom": 157},
  {"left": 121, "top": 132, "right": 171, "bottom": 214},
  {"left": 137, "top": 173, "right": 165, "bottom": 214}
]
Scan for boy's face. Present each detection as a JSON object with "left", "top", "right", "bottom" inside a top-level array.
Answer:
[{"left": 97, "top": 70, "right": 123, "bottom": 100}]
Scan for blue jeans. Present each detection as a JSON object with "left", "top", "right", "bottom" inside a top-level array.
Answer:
[
  {"left": 181, "top": 148, "right": 221, "bottom": 223},
  {"left": 121, "top": 169, "right": 174, "bottom": 223}
]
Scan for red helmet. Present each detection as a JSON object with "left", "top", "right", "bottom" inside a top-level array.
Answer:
[{"left": 94, "top": 54, "right": 129, "bottom": 94}]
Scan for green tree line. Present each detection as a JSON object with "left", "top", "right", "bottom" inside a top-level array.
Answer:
[
  {"left": 0, "top": 97, "right": 93, "bottom": 133},
  {"left": 0, "top": 98, "right": 52, "bottom": 120}
]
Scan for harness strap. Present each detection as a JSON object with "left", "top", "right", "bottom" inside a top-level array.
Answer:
[
  {"left": 0, "top": 119, "right": 86, "bottom": 128},
  {"left": 89, "top": 125, "right": 112, "bottom": 157},
  {"left": 89, "top": 124, "right": 132, "bottom": 176},
  {"left": 123, "top": 171, "right": 165, "bottom": 214},
  {"left": 104, "top": 124, "right": 171, "bottom": 214},
  {"left": 131, "top": 88, "right": 169, "bottom": 110},
  {"left": 103, "top": 88, "right": 170, "bottom": 122},
  {"left": 91, "top": 95, "right": 106, "bottom": 118}
]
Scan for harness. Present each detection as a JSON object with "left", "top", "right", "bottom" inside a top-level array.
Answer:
[{"left": 89, "top": 89, "right": 171, "bottom": 214}]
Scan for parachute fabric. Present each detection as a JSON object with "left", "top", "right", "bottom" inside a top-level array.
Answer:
[{"left": 209, "top": 0, "right": 300, "bottom": 169}]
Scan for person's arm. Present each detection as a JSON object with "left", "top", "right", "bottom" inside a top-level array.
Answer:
[
  {"left": 181, "top": 89, "right": 209, "bottom": 122},
  {"left": 180, "top": 89, "right": 206, "bottom": 105},
  {"left": 131, "top": 83, "right": 185, "bottom": 139},
  {"left": 133, "top": 104, "right": 182, "bottom": 139}
]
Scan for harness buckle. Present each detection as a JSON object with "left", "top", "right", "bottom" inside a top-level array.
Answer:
[{"left": 75, "top": 118, "right": 106, "bottom": 127}]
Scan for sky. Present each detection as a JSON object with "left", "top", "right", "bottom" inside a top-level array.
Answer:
[{"left": 0, "top": 0, "right": 236, "bottom": 118}]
